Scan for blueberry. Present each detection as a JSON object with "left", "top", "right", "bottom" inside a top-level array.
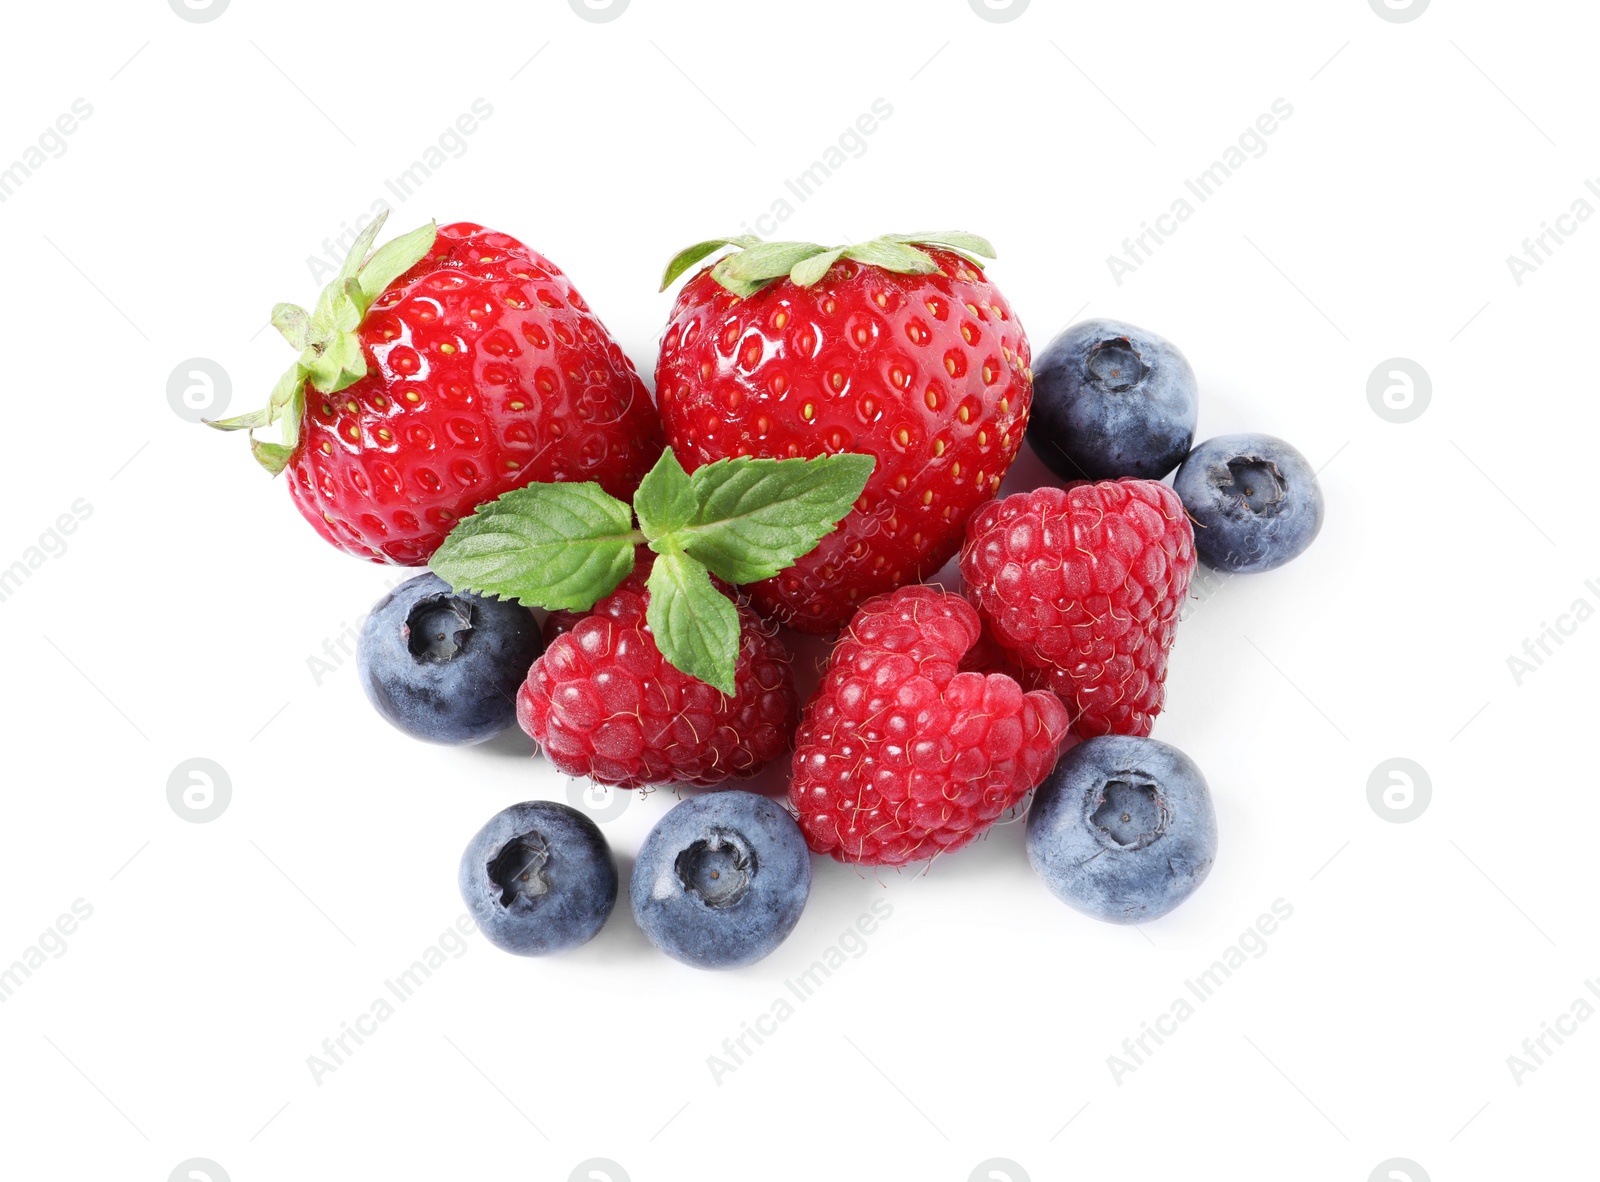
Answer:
[
  {"left": 459, "top": 801, "right": 618, "bottom": 955},
  {"left": 1027, "top": 736, "right": 1217, "bottom": 924},
  {"left": 1027, "top": 319, "right": 1199, "bottom": 480},
  {"left": 631, "top": 792, "right": 811, "bottom": 969},
  {"left": 357, "top": 573, "right": 542, "bottom": 745},
  {"left": 1174, "top": 433, "right": 1324, "bottom": 573}
]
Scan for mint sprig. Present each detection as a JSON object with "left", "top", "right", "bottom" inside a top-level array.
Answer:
[{"left": 429, "top": 449, "right": 874, "bottom": 693}]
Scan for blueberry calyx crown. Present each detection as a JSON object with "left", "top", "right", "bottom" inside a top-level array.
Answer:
[
  {"left": 675, "top": 828, "right": 757, "bottom": 909},
  {"left": 1088, "top": 775, "right": 1169, "bottom": 851},
  {"left": 659, "top": 231, "right": 998, "bottom": 299},
  {"left": 205, "top": 210, "right": 438, "bottom": 475},
  {"left": 404, "top": 593, "right": 474, "bottom": 663},
  {"left": 487, "top": 831, "right": 552, "bottom": 908},
  {"left": 1222, "top": 456, "right": 1288, "bottom": 515},
  {"left": 1085, "top": 336, "right": 1150, "bottom": 392}
]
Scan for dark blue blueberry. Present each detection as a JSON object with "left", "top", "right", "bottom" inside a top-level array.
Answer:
[
  {"left": 1027, "top": 318, "right": 1199, "bottom": 480},
  {"left": 357, "top": 573, "right": 541, "bottom": 745},
  {"left": 459, "top": 801, "right": 618, "bottom": 956},
  {"left": 631, "top": 792, "right": 811, "bottom": 970},
  {"left": 1174, "top": 433, "right": 1324, "bottom": 573},
  {"left": 1027, "top": 736, "right": 1217, "bottom": 924}
]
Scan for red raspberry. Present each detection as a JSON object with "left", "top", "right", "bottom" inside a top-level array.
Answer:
[
  {"left": 959, "top": 481, "right": 1196, "bottom": 739},
  {"left": 789, "top": 586, "right": 1070, "bottom": 866},
  {"left": 517, "top": 567, "right": 796, "bottom": 788}
]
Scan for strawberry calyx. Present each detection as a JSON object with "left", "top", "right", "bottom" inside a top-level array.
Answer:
[
  {"left": 206, "top": 211, "right": 438, "bottom": 475},
  {"left": 659, "top": 231, "right": 997, "bottom": 299}
]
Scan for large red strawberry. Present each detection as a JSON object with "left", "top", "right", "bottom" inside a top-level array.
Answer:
[
  {"left": 959, "top": 481, "right": 1196, "bottom": 738},
  {"left": 655, "top": 233, "right": 1032, "bottom": 633},
  {"left": 212, "top": 215, "right": 662, "bottom": 564}
]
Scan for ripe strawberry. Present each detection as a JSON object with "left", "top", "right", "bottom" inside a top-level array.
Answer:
[
  {"left": 789, "top": 585, "right": 1070, "bottom": 866},
  {"left": 959, "top": 481, "right": 1196, "bottom": 739},
  {"left": 213, "top": 214, "right": 662, "bottom": 564},
  {"left": 518, "top": 559, "right": 797, "bottom": 789},
  {"left": 655, "top": 233, "right": 1032, "bottom": 633}
]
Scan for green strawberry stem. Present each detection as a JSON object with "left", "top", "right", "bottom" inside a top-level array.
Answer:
[
  {"left": 206, "top": 212, "right": 438, "bottom": 475},
  {"left": 659, "top": 231, "right": 996, "bottom": 298},
  {"left": 429, "top": 448, "right": 874, "bottom": 693}
]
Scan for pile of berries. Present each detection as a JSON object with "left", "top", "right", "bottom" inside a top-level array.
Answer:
[{"left": 216, "top": 221, "right": 1324, "bottom": 967}]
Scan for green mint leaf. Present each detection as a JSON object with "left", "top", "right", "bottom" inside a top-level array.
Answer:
[
  {"left": 645, "top": 547, "right": 740, "bottom": 694},
  {"left": 633, "top": 448, "right": 696, "bottom": 541},
  {"left": 659, "top": 236, "right": 761, "bottom": 291},
  {"left": 430, "top": 482, "right": 639, "bottom": 611},
  {"left": 790, "top": 247, "right": 846, "bottom": 287},
  {"left": 664, "top": 452, "right": 875, "bottom": 585}
]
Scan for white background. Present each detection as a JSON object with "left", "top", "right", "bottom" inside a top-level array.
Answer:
[{"left": 0, "top": 1, "right": 1591, "bottom": 1179}]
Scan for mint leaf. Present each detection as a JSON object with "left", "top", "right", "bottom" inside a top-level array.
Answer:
[
  {"left": 645, "top": 547, "right": 740, "bottom": 694},
  {"left": 633, "top": 448, "right": 696, "bottom": 541},
  {"left": 429, "top": 482, "right": 638, "bottom": 611},
  {"left": 667, "top": 453, "right": 875, "bottom": 585}
]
